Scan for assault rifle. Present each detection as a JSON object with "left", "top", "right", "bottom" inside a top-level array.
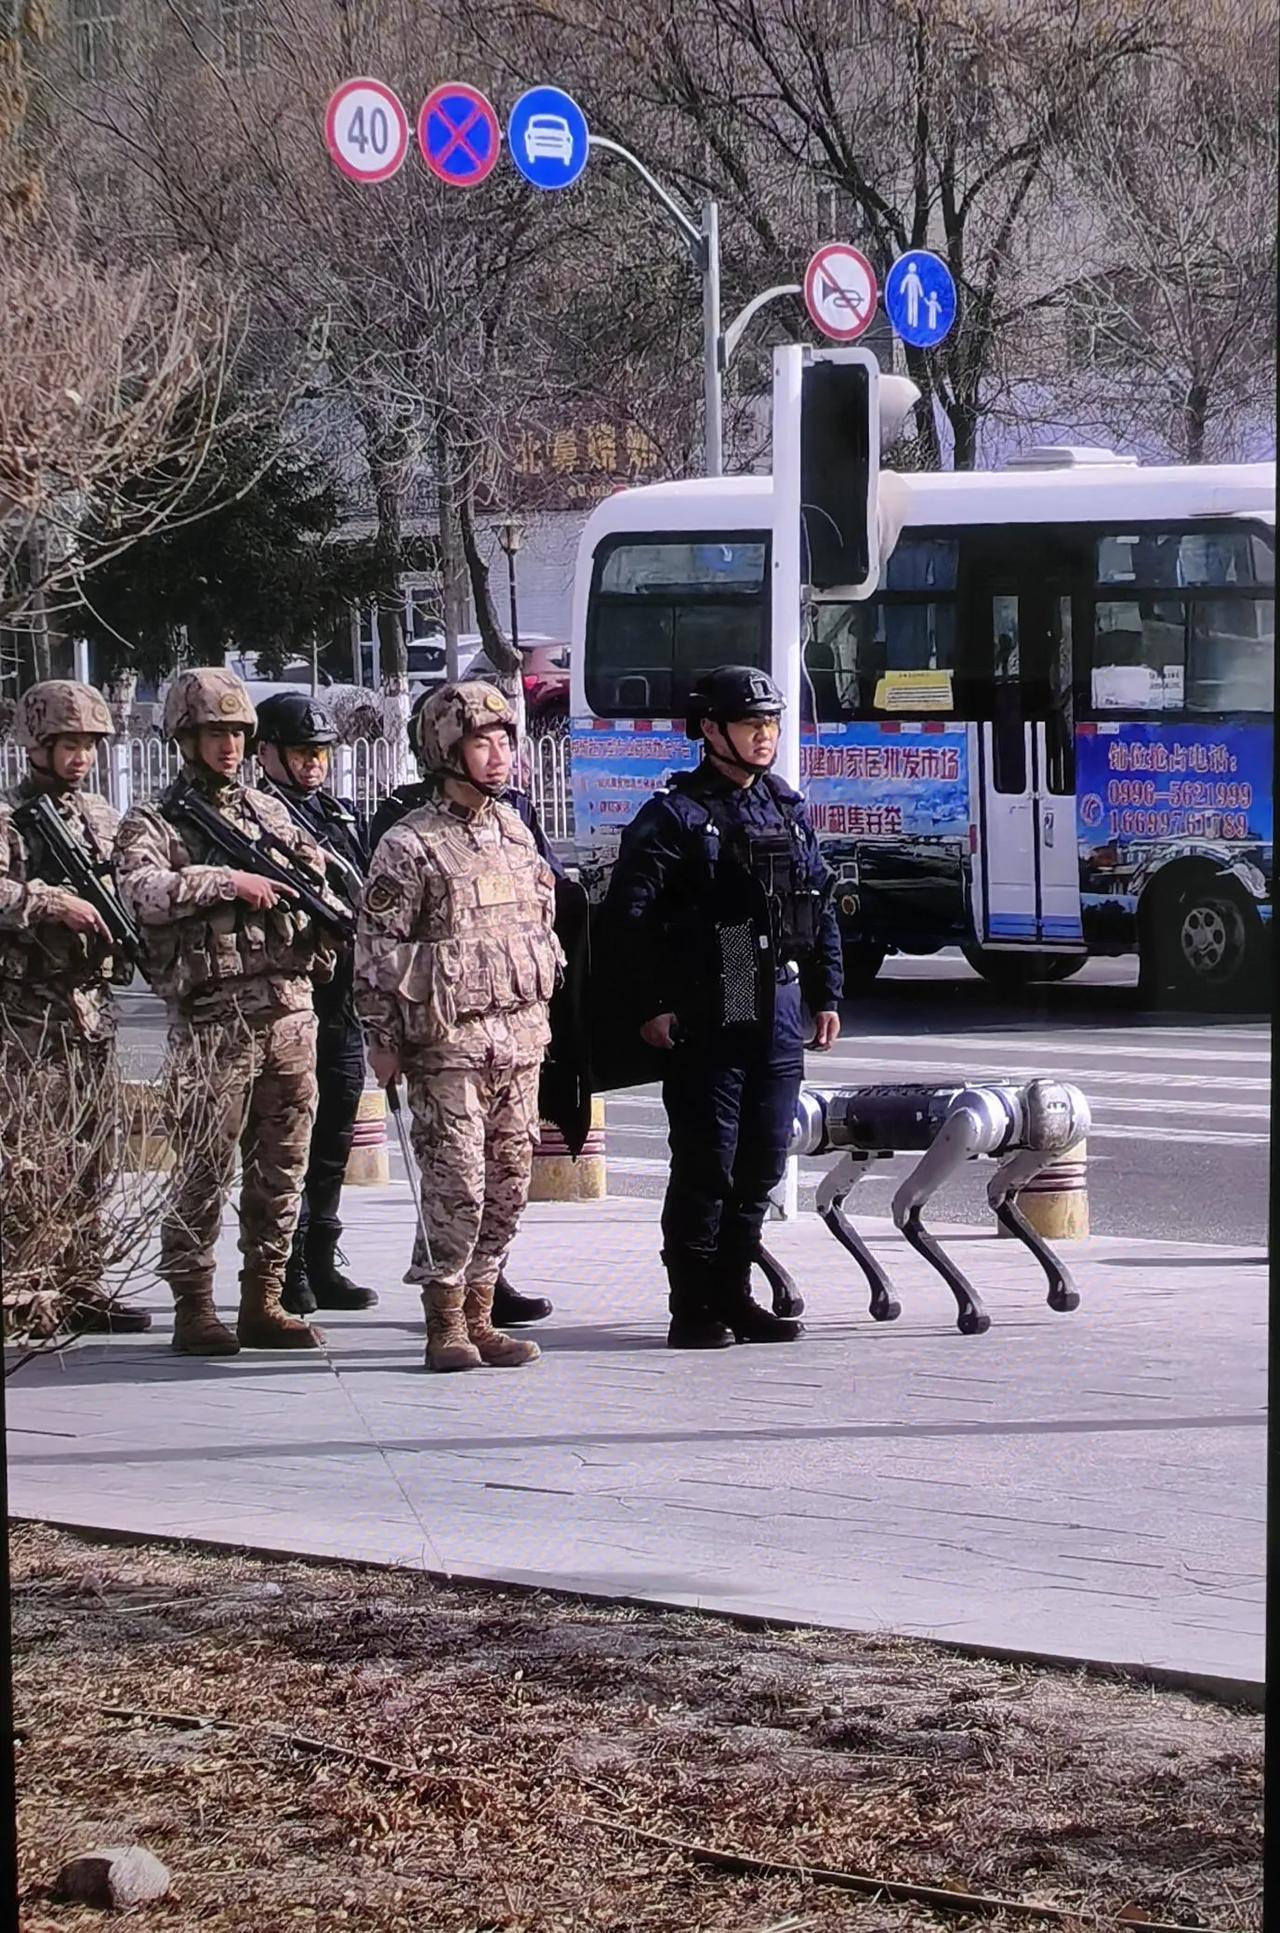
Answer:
[
  {"left": 165, "top": 776, "right": 356, "bottom": 942},
  {"left": 13, "top": 791, "right": 141, "bottom": 961},
  {"left": 256, "top": 778, "right": 364, "bottom": 909}
]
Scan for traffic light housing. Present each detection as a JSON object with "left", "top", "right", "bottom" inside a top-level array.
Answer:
[{"left": 800, "top": 350, "right": 877, "bottom": 596}]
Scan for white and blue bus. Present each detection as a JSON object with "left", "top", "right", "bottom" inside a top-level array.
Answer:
[{"left": 569, "top": 448, "right": 1274, "bottom": 1003}]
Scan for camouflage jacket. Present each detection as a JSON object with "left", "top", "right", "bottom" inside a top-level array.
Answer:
[
  {"left": 355, "top": 793, "right": 563, "bottom": 1071},
  {"left": 0, "top": 778, "right": 121, "bottom": 1042},
  {"left": 115, "top": 765, "right": 342, "bottom": 1024}
]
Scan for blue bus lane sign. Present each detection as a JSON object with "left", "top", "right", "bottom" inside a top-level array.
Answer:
[{"left": 507, "top": 86, "right": 590, "bottom": 191}]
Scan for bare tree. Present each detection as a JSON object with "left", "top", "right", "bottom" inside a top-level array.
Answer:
[
  {"left": 478, "top": 0, "right": 1179, "bottom": 467},
  {"left": 47, "top": 0, "right": 701, "bottom": 742},
  {"left": 1, "top": 1024, "right": 228, "bottom": 1360},
  {"left": 1033, "top": 9, "right": 1277, "bottom": 462},
  {"left": 1, "top": 8, "right": 311, "bottom": 661},
  {"left": 0, "top": 239, "right": 259, "bottom": 627}
]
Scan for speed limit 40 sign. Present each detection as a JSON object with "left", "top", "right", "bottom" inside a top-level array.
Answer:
[{"left": 324, "top": 78, "right": 410, "bottom": 183}]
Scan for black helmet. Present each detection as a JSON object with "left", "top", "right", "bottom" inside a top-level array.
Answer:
[
  {"left": 686, "top": 664, "right": 785, "bottom": 739},
  {"left": 254, "top": 691, "right": 339, "bottom": 747}
]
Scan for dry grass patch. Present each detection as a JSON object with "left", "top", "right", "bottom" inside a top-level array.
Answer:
[{"left": 13, "top": 1523, "right": 1261, "bottom": 1932}]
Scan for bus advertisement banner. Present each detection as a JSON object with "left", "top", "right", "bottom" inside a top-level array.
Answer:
[
  {"left": 570, "top": 725, "right": 696, "bottom": 844},
  {"left": 571, "top": 720, "right": 972, "bottom": 852},
  {"left": 801, "top": 726, "right": 969, "bottom": 840},
  {"left": 1076, "top": 721, "right": 1273, "bottom": 853}
]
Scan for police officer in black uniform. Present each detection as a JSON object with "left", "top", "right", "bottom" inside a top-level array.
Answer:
[
  {"left": 602, "top": 665, "right": 843, "bottom": 1349},
  {"left": 254, "top": 692, "right": 377, "bottom": 1315},
  {"left": 367, "top": 685, "right": 560, "bottom": 1329}
]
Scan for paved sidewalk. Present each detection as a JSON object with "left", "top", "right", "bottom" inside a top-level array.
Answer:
[{"left": 6, "top": 1185, "right": 1265, "bottom": 1696}]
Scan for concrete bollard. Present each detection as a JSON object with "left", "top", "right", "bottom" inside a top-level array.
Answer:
[
  {"left": 528, "top": 1097, "right": 607, "bottom": 1202},
  {"left": 1000, "top": 1139, "right": 1089, "bottom": 1241},
  {"left": 121, "top": 1079, "right": 174, "bottom": 1173},
  {"left": 344, "top": 1086, "right": 390, "bottom": 1186}
]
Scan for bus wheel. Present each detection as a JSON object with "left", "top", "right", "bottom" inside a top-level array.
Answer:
[
  {"left": 842, "top": 941, "right": 887, "bottom": 991},
  {"left": 962, "top": 948, "right": 1086, "bottom": 987},
  {"left": 1144, "top": 878, "right": 1262, "bottom": 1007}
]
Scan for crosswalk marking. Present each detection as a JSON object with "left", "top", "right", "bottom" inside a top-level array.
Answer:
[
  {"left": 836, "top": 1033, "right": 1269, "bottom": 1065},
  {"left": 610, "top": 1060, "right": 1272, "bottom": 1096},
  {"left": 601, "top": 1107, "right": 1269, "bottom": 1152}
]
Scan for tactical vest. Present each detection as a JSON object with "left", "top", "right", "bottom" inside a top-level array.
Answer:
[
  {"left": 141, "top": 781, "right": 332, "bottom": 1005},
  {"left": 665, "top": 774, "right": 823, "bottom": 1031},
  {"left": 0, "top": 786, "right": 120, "bottom": 1008},
  {"left": 394, "top": 803, "right": 561, "bottom": 1049}
]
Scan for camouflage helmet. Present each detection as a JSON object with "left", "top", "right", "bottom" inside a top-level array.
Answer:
[
  {"left": 162, "top": 667, "right": 257, "bottom": 740},
  {"left": 415, "top": 680, "right": 515, "bottom": 777},
  {"left": 11, "top": 680, "right": 114, "bottom": 749}
]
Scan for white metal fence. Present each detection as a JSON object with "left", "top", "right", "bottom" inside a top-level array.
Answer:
[
  {"left": 525, "top": 725, "right": 573, "bottom": 842},
  {"left": 1, "top": 723, "right": 575, "bottom": 843}
]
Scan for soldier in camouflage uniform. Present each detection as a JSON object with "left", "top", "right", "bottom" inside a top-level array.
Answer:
[
  {"left": 115, "top": 668, "right": 346, "bottom": 1356},
  {"left": 355, "top": 681, "right": 563, "bottom": 1372},
  {"left": 0, "top": 680, "right": 150, "bottom": 1333},
  {"left": 367, "top": 684, "right": 561, "bottom": 1330}
]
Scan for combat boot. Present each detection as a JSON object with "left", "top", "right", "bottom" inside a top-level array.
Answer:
[
  {"left": 716, "top": 1264, "right": 804, "bottom": 1345},
  {"left": 170, "top": 1277, "right": 240, "bottom": 1356},
  {"left": 424, "top": 1283, "right": 483, "bottom": 1372},
  {"left": 492, "top": 1269, "right": 552, "bottom": 1326},
  {"left": 664, "top": 1254, "right": 734, "bottom": 1350},
  {"left": 237, "top": 1272, "right": 326, "bottom": 1350},
  {"left": 464, "top": 1279, "right": 541, "bottom": 1367},
  {"left": 305, "top": 1234, "right": 378, "bottom": 1311},
  {"left": 282, "top": 1243, "right": 318, "bottom": 1316}
]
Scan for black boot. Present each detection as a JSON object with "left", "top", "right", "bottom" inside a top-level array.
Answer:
[
  {"left": 664, "top": 1255, "right": 734, "bottom": 1350},
  {"left": 282, "top": 1245, "right": 318, "bottom": 1317},
  {"left": 716, "top": 1263, "right": 804, "bottom": 1344},
  {"left": 305, "top": 1237, "right": 378, "bottom": 1311},
  {"left": 492, "top": 1270, "right": 552, "bottom": 1326}
]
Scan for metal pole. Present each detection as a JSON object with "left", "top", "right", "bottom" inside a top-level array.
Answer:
[
  {"left": 771, "top": 344, "right": 806, "bottom": 1223},
  {"left": 507, "top": 547, "right": 520, "bottom": 654},
  {"left": 588, "top": 137, "right": 721, "bottom": 475},
  {"left": 721, "top": 283, "right": 803, "bottom": 371},
  {"left": 702, "top": 198, "right": 723, "bottom": 477},
  {"left": 588, "top": 136, "right": 703, "bottom": 254},
  {"left": 387, "top": 1081, "right": 435, "bottom": 1275}
]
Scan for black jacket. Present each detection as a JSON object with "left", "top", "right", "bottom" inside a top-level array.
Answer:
[{"left": 257, "top": 778, "right": 369, "bottom": 1021}]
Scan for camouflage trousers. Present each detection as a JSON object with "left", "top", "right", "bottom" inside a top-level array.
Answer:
[
  {"left": 405, "top": 1059, "right": 542, "bottom": 1294},
  {"left": 0, "top": 1017, "right": 114, "bottom": 1324},
  {"left": 161, "top": 1009, "right": 318, "bottom": 1288}
]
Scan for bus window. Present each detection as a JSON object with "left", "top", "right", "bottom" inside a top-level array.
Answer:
[
  {"left": 586, "top": 534, "right": 768, "bottom": 715},
  {"left": 1045, "top": 593, "right": 1075, "bottom": 795},
  {"left": 1090, "top": 526, "right": 1275, "bottom": 715},
  {"left": 1188, "top": 598, "right": 1275, "bottom": 713},
  {"left": 1098, "top": 528, "right": 1274, "bottom": 589},
  {"left": 806, "top": 536, "right": 958, "bottom": 720},
  {"left": 991, "top": 593, "right": 1027, "bottom": 793},
  {"left": 1091, "top": 600, "right": 1185, "bottom": 711}
]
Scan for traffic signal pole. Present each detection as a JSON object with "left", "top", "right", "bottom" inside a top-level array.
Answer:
[
  {"left": 589, "top": 141, "right": 815, "bottom": 478},
  {"left": 588, "top": 138, "right": 724, "bottom": 476}
]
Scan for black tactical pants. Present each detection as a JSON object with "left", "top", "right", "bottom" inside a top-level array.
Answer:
[
  {"left": 295, "top": 1008, "right": 366, "bottom": 1252},
  {"left": 660, "top": 978, "right": 805, "bottom": 1311}
]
